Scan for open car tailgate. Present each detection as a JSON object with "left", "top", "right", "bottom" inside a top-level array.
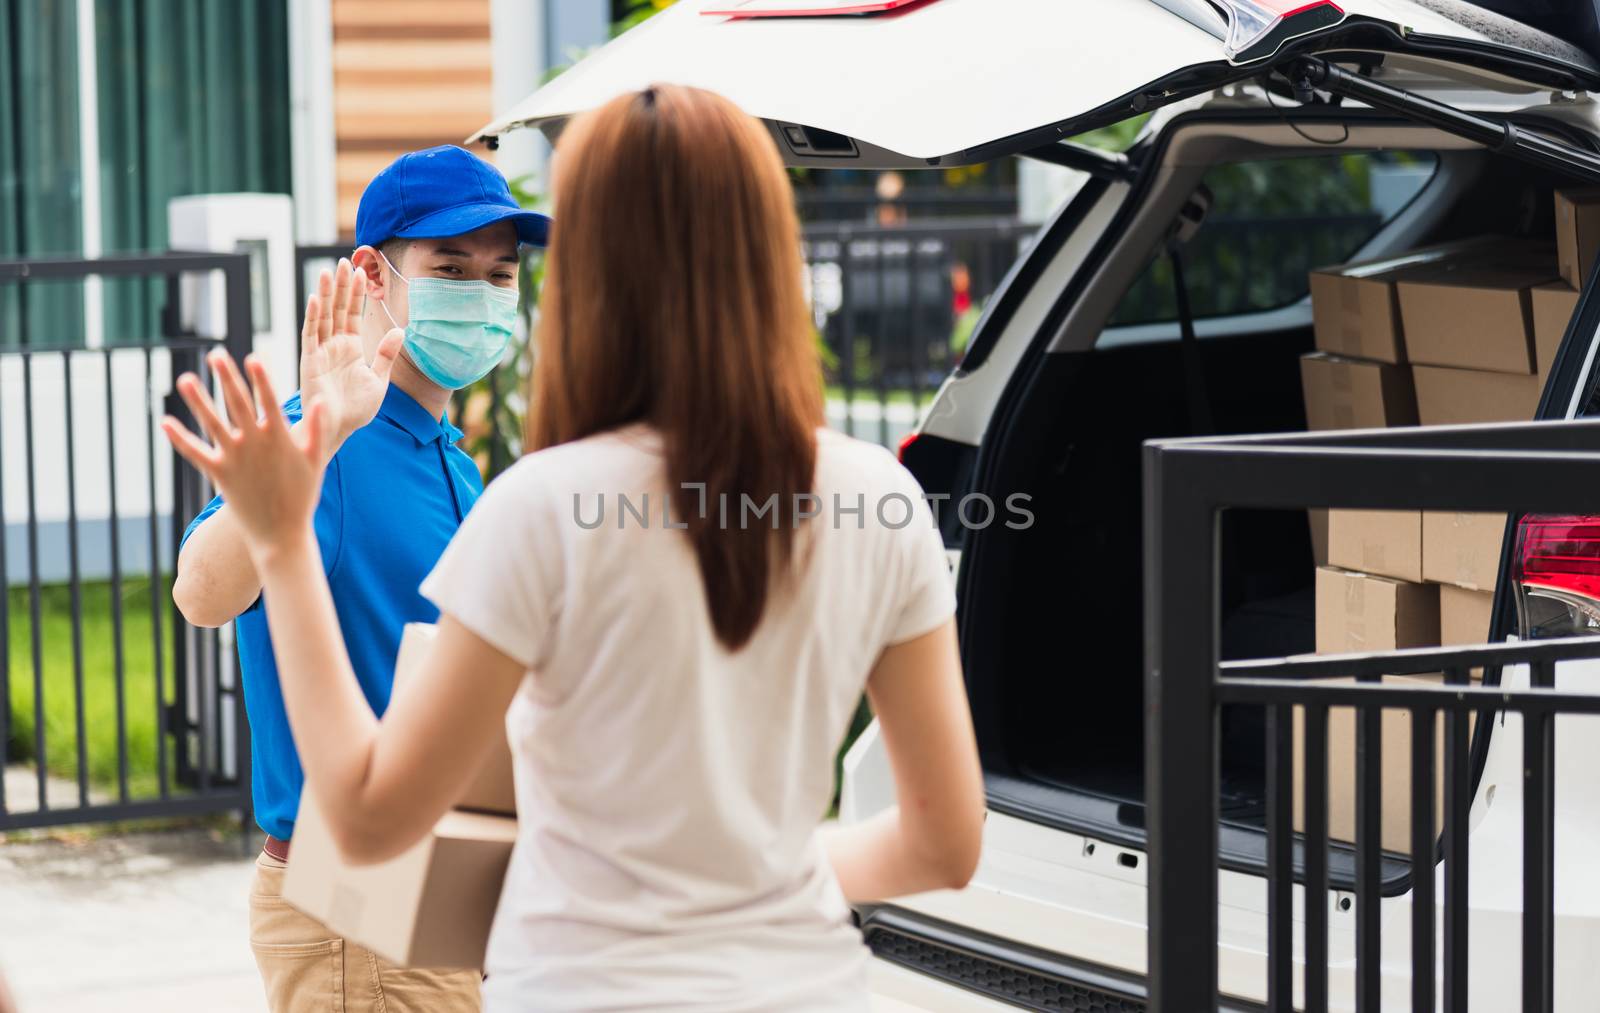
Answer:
[
  {"left": 473, "top": 0, "right": 1227, "bottom": 166},
  {"left": 475, "top": 0, "right": 1600, "bottom": 169}
]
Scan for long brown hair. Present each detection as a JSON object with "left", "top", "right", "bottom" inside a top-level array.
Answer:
[{"left": 529, "top": 85, "right": 824, "bottom": 650}]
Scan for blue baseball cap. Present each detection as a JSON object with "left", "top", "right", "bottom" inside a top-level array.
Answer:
[{"left": 355, "top": 145, "right": 550, "bottom": 249}]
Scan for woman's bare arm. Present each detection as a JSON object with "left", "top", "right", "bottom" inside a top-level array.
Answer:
[
  {"left": 255, "top": 531, "right": 521, "bottom": 861},
  {"left": 823, "top": 619, "right": 985, "bottom": 900},
  {"left": 163, "top": 350, "right": 518, "bottom": 863}
]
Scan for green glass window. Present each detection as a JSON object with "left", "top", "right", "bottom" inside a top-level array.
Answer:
[
  {"left": 0, "top": 0, "right": 84, "bottom": 348},
  {"left": 1, "top": 1, "right": 291, "bottom": 348},
  {"left": 96, "top": 0, "right": 292, "bottom": 344}
]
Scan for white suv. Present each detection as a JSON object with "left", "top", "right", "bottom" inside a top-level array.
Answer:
[{"left": 480, "top": 2, "right": 1600, "bottom": 1008}]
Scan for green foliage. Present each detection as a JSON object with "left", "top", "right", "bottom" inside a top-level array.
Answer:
[
  {"left": 830, "top": 696, "right": 873, "bottom": 815},
  {"left": 1201, "top": 152, "right": 1375, "bottom": 216},
  {"left": 949, "top": 305, "right": 982, "bottom": 358},
  {"left": 1109, "top": 151, "right": 1432, "bottom": 326},
  {"left": 450, "top": 176, "right": 548, "bottom": 476},
  {"left": 1071, "top": 113, "right": 1152, "bottom": 152},
  {"left": 614, "top": 0, "right": 679, "bottom": 36}
]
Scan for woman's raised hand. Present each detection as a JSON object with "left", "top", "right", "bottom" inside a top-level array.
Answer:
[{"left": 162, "top": 351, "right": 328, "bottom": 563}]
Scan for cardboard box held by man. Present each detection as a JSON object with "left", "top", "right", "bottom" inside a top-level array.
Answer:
[{"left": 285, "top": 623, "right": 517, "bottom": 970}]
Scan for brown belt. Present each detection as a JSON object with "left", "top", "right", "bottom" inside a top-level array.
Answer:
[{"left": 263, "top": 834, "right": 291, "bottom": 862}]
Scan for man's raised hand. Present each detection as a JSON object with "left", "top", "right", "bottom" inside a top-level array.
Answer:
[{"left": 299, "top": 258, "right": 405, "bottom": 461}]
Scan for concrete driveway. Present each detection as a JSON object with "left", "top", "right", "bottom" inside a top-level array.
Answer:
[{"left": 0, "top": 826, "right": 265, "bottom": 1012}]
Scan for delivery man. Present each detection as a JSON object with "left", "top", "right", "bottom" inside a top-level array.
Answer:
[{"left": 172, "top": 145, "right": 548, "bottom": 1012}]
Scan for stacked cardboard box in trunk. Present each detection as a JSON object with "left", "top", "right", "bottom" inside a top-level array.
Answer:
[
  {"left": 1313, "top": 565, "right": 1438, "bottom": 654},
  {"left": 1306, "top": 238, "right": 1497, "bottom": 365},
  {"left": 1302, "top": 244, "right": 1442, "bottom": 569},
  {"left": 1298, "top": 511, "right": 1501, "bottom": 850},
  {"left": 1556, "top": 187, "right": 1600, "bottom": 288},
  {"left": 1291, "top": 675, "right": 1476, "bottom": 855},
  {"left": 1396, "top": 243, "right": 1558, "bottom": 424},
  {"left": 1326, "top": 509, "right": 1422, "bottom": 584},
  {"left": 1532, "top": 282, "right": 1579, "bottom": 377},
  {"left": 1293, "top": 225, "right": 1577, "bottom": 853}
]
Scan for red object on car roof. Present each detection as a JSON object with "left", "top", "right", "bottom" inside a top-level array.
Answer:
[{"left": 702, "top": 0, "right": 928, "bottom": 17}]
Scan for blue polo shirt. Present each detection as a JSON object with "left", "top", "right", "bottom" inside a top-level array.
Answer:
[{"left": 182, "top": 385, "right": 484, "bottom": 840}]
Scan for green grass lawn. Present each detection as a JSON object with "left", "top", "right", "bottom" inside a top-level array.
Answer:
[
  {"left": 3, "top": 576, "right": 869, "bottom": 814},
  {"left": 5, "top": 577, "right": 176, "bottom": 799}
]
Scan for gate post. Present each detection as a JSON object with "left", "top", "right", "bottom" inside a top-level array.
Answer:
[{"left": 1143, "top": 443, "right": 1220, "bottom": 1011}]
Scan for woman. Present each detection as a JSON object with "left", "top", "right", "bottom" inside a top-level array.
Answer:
[{"left": 163, "top": 84, "right": 984, "bottom": 1011}]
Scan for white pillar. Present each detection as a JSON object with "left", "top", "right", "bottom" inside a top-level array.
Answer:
[
  {"left": 486, "top": 0, "right": 611, "bottom": 196},
  {"left": 544, "top": 0, "right": 611, "bottom": 67},
  {"left": 490, "top": 0, "right": 549, "bottom": 189},
  {"left": 75, "top": 0, "right": 103, "bottom": 347},
  {"left": 1016, "top": 159, "right": 1087, "bottom": 227},
  {"left": 289, "top": 0, "right": 338, "bottom": 243}
]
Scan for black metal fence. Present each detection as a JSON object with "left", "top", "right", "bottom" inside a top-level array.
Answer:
[
  {"left": 0, "top": 251, "right": 253, "bottom": 831},
  {"left": 796, "top": 186, "right": 1019, "bottom": 223},
  {"left": 300, "top": 205, "right": 1383, "bottom": 462},
  {"left": 293, "top": 243, "right": 351, "bottom": 330},
  {"left": 296, "top": 217, "right": 1038, "bottom": 456},
  {"left": 1145, "top": 419, "right": 1600, "bottom": 1012},
  {"left": 804, "top": 216, "right": 1037, "bottom": 447}
]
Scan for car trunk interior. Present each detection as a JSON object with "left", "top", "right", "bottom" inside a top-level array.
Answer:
[
  {"left": 962, "top": 115, "right": 1584, "bottom": 868},
  {"left": 1003, "top": 331, "right": 1316, "bottom": 813}
]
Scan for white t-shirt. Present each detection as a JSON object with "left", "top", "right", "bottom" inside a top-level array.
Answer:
[{"left": 420, "top": 424, "right": 955, "bottom": 1012}]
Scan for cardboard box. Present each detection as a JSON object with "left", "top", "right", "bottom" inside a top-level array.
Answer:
[
  {"left": 1422, "top": 512, "right": 1506, "bottom": 592},
  {"left": 1394, "top": 257, "right": 1558, "bottom": 374},
  {"left": 1327, "top": 511, "right": 1423, "bottom": 585},
  {"left": 395, "top": 624, "right": 516, "bottom": 815},
  {"left": 1293, "top": 674, "right": 1474, "bottom": 854},
  {"left": 1308, "top": 239, "right": 1495, "bottom": 364},
  {"left": 1314, "top": 566, "right": 1439, "bottom": 654},
  {"left": 1556, "top": 187, "right": 1600, "bottom": 288},
  {"left": 1440, "top": 583, "right": 1495, "bottom": 647},
  {"left": 1310, "top": 508, "right": 1329, "bottom": 567},
  {"left": 1439, "top": 583, "right": 1495, "bottom": 682},
  {"left": 283, "top": 795, "right": 516, "bottom": 969},
  {"left": 1412, "top": 365, "right": 1543, "bottom": 425},
  {"left": 1530, "top": 281, "right": 1579, "bottom": 378},
  {"left": 1300, "top": 353, "right": 1418, "bottom": 431},
  {"left": 1309, "top": 264, "right": 1406, "bottom": 364}
]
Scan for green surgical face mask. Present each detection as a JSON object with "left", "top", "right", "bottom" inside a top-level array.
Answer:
[{"left": 378, "top": 251, "right": 518, "bottom": 390}]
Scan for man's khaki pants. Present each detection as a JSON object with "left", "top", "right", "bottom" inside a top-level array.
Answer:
[{"left": 250, "top": 852, "right": 482, "bottom": 1012}]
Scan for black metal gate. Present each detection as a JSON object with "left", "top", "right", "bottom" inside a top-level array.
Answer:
[
  {"left": 0, "top": 251, "right": 253, "bottom": 831},
  {"left": 1145, "top": 419, "right": 1600, "bottom": 1012}
]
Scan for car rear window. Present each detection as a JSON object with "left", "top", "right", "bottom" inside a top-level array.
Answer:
[{"left": 1109, "top": 151, "right": 1438, "bottom": 326}]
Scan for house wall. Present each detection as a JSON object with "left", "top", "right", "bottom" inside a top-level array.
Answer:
[
  {"left": 1, "top": 0, "right": 609, "bottom": 584},
  {"left": 330, "top": 0, "right": 498, "bottom": 235}
]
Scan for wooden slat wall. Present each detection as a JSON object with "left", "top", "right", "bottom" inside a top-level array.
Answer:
[{"left": 331, "top": 0, "right": 497, "bottom": 235}]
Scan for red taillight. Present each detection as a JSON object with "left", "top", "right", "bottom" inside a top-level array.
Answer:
[
  {"left": 1514, "top": 514, "right": 1600, "bottom": 600},
  {"left": 1211, "top": 0, "right": 1345, "bottom": 63},
  {"left": 897, "top": 430, "right": 919, "bottom": 463},
  {"left": 703, "top": 0, "right": 931, "bottom": 17},
  {"left": 1515, "top": 514, "right": 1600, "bottom": 638}
]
